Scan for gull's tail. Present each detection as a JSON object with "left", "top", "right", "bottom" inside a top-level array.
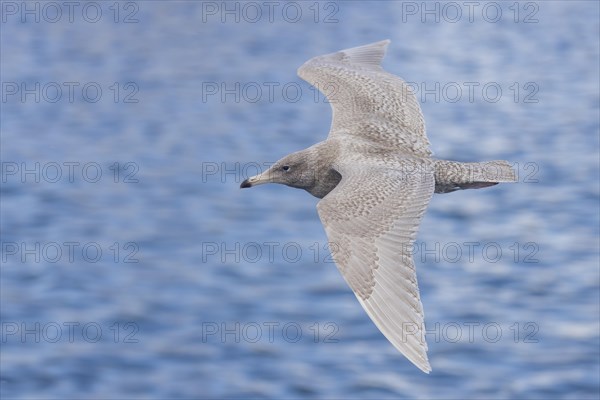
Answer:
[{"left": 434, "top": 160, "right": 517, "bottom": 194}]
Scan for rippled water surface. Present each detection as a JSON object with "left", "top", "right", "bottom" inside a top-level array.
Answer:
[{"left": 1, "top": 1, "right": 599, "bottom": 399}]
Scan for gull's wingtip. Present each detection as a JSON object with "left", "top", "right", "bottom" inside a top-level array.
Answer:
[
  {"left": 357, "top": 39, "right": 390, "bottom": 46},
  {"left": 298, "top": 40, "right": 393, "bottom": 76},
  {"left": 337, "top": 39, "right": 392, "bottom": 68},
  {"left": 342, "top": 39, "right": 391, "bottom": 52},
  {"left": 419, "top": 361, "right": 432, "bottom": 374}
]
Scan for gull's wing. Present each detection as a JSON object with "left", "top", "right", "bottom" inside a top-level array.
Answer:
[
  {"left": 298, "top": 40, "right": 431, "bottom": 157},
  {"left": 317, "top": 159, "right": 435, "bottom": 373}
]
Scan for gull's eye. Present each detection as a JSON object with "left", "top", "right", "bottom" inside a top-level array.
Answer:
[{"left": 282, "top": 165, "right": 290, "bottom": 171}]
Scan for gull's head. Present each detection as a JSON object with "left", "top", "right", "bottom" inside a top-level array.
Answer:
[{"left": 240, "top": 151, "right": 314, "bottom": 190}]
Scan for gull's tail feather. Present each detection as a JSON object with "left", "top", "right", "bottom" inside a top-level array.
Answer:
[{"left": 434, "top": 160, "right": 517, "bottom": 194}]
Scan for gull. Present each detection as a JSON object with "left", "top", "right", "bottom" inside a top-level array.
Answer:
[{"left": 240, "top": 40, "right": 516, "bottom": 373}]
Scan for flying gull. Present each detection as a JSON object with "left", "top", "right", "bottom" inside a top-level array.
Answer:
[{"left": 240, "top": 40, "right": 516, "bottom": 373}]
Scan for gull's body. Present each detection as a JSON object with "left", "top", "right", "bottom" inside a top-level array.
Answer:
[{"left": 240, "top": 40, "right": 516, "bottom": 373}]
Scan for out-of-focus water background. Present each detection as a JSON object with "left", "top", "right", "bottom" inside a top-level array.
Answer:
[{"left": 1, "top": 1, "right": 599, "bottom": 398}]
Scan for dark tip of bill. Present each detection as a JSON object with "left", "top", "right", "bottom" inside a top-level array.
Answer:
[{"left": 240, "top": 179, "right": 251, "bottom": 189}]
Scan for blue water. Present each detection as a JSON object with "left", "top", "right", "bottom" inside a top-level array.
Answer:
[{"left": 1, "top": 1, "right": 599, "bottom": 398}]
